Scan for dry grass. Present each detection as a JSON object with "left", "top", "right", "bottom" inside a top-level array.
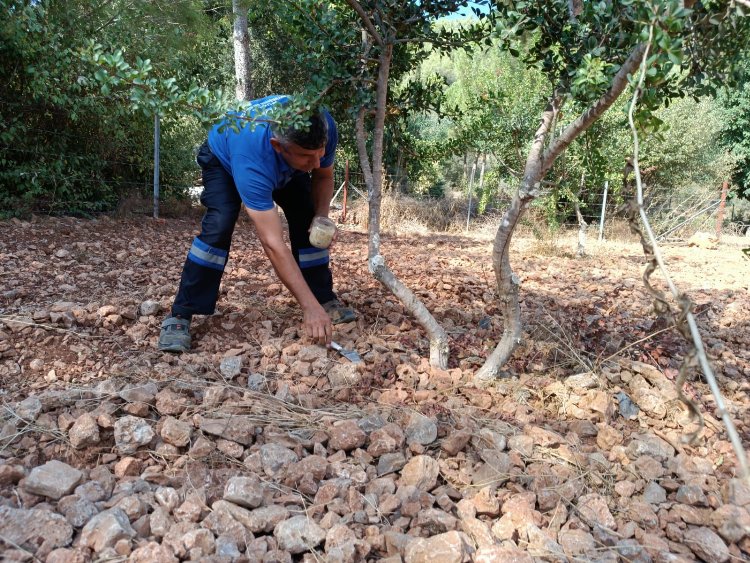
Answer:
[{"left": 346, "top": 192, "right": 470, "bottom": 234}]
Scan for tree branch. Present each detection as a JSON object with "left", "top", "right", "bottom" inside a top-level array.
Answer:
[
  {"left": 344, "top": 0, "right": 383, "bottom": 46},
  {"left": 541, "top": 43, "right": 647, "bottom": 176}
]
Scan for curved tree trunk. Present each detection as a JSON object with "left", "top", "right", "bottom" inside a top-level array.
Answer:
[
  {"left": 232, "top": 0, "right": 253, "bottom": 101},
  {"left": 355, "top": 43, "right": 449, "bottom": 368},
  {"left": 474, "top": 43, "right": 647, "bottom": 385},
  {"left": 473, "top": 101, "right": 555, "bottom": 384}
]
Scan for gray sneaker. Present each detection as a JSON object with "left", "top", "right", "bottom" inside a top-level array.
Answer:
[
  {"left": 322, "top": 299, "right": 357, "bottom": 324},
  {"left": 158, "top": 316, "right": 191, "bottom": 353}
]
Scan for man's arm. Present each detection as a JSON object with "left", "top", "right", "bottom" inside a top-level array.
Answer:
[
  {"left": 311, "top": 164, "right": 334, "bottom": 217},
  {"left": 245, "top": 207, "right": 332, "bottom": 344}
]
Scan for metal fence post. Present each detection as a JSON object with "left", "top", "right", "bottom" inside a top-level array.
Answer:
[
  {"left": 598, "top": 180, "right": 609, "bottom": 241},
  {"left": 342, "top": 160, "right": 349, "bottom": 223},
  {"left": 715, "top": 180, "right": 728, "bottom": 241},
  {"left": 465, "top": 162, "right": 477, "bottom": 232},
  {"left": 153, "top": 113, "right": 160, "bottom": 219}
]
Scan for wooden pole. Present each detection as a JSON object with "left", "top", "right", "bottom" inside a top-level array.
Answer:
[
  {"left": 598, "top": 180, "right": 609, "bottom": 241},
  {"left": 715, "top": 180, "right": 729, "bottom": 240},
  {"left": 153, "top": 113, "right": 160, "bottom": 219},
  {"left": 342, "top": 160, "right": 349, "bottom": 223},
  {"left": 465, "top": 162, "right": 477, "bottom": 231}
]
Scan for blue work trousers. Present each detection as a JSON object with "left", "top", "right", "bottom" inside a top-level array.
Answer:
[{"left": 171, "top": 142, "right": 335, "bottom": 317}]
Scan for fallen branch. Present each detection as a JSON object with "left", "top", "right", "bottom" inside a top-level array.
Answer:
[{"left": 626, "top": 24, "right": 749, "bottom": 482}]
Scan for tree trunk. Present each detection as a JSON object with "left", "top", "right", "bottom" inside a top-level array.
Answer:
[
  {"left": 356, "top": 44, "right": 449, "bottom": 368},
  {"left": 232, "top": 0, "right": 253, "bottom": 101},
  {"left": 473, "top": 97, "right": 558, "bottom": 385},
  {"left": 474, "top": 43, "right": 648, "bottom": 385}
]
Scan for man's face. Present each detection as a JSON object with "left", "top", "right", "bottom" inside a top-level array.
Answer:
[{"left": 270, "top": 139, "right": 325, "bottom": 173}]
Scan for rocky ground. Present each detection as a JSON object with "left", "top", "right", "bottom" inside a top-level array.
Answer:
[{"left": 0, "top": 215, "right": 749, "bottom": 563}]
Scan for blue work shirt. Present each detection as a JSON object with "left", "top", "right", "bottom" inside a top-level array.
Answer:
[{"left": 207, "top": 95, "right": 338, "bottom": 211}]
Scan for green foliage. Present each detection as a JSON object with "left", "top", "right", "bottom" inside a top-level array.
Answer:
[
  {"left": 718, "top": 57, "right": 750, "bottom": 199},
  {"left": 0, "top": 0, "right": 233, "bottom": 216}
]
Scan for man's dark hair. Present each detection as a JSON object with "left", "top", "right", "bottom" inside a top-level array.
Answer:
[{"left": 273, "top": 111, "right": 328, "bottom": 150}]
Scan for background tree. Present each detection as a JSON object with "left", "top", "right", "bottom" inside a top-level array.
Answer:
[
  {"left": 474, "top": 0, "right": 750, "bottom": 383},
  {"left": 233, "top": 0, "right": 254, "bottom": 100}
]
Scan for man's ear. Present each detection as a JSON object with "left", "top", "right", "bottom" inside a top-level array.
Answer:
[{"left": 269, "top": 138, "right": 283, "bottom": 154}]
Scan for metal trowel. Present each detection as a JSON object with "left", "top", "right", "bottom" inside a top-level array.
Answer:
[{"left": 330, "top": 341, "right": 362, "bottom": 364}]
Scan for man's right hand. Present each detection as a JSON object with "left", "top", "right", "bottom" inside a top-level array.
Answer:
[{"left": 303, "top": 304, "right": 333, "bottom": 345}]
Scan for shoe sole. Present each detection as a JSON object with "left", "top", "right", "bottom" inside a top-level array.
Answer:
[{"left": 158, "top": 343, "right": 190, "bottom": 353}]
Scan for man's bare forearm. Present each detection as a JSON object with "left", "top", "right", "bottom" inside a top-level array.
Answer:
[{"left": 262, "top": 241, "right": 321, "bottom": 310}]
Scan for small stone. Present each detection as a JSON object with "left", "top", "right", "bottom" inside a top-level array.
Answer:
[
  {"left": 404, "top": 530, "right": 472, "bottom": 563},
  {"left": 405, "top": 413, "right": 438, "bottom": 445},
  {"left": 114, "top": 416, "right": 154, "bottom": 454},
  {"left": 139, "top": 300, "right": 161, "bottom": 316},
  {"left": 69, "top": 413, "right": 100, "bottom": 449},
  {"left": 79, "top": 508, "right": 136, "bottom": 553},
  {"left": 58, "top": 494, "right": 100, "bottom": 527},
  {"left": 189, "top": 436, "right": 216, "bottom": 458},
  {"left": 247, "top": 373, "right": 267, "bottom": 391},
  {"left": 215, "top": 535, "right": 242, "bottom": 559},
  {"left": 577, "top": 493, "right": 616, "bottom": 529},
  {"left": 525, "top": 426, "right": 565, "bottom": 447},
  {"left": 508, "top": 434, "right": 534, "bottom": 457},
  {"left": 260, "top": 443, "right": 299, "bottom": 476},
  {"left": 23, "top": 460, "right": 83, "bottom": 499},
  {"left": 627, "top": 434, "right": 675, "bottom": 461},
  {"left": 160, "top": 416, "right": 192, "bottom": 447},
  {"left": 675, "top": 484, "right": 708, "bottom": 506},
  {"left": 0, "top": 463, "right": 25, "bottom": 486},
  {"left": 149, "top": 507, "right": 173, "bottom": 538},
  {"left": 200, "top": 417, "right": 254, "bottom": 445},
  {"left": 182, "top": 528, "right": 216, "bottom": 554},
  {"left": 119, "top": 382, "right": 158, "bottom": 404},
  {"left": 722, "top": 478, "right": 750, "bottom": 507},
  {"left": 559, "top": 529, "right": 596, "bottom": 558},
  {"left": 0, "top": 506, "right": 73, "bottom": 558},
  {"left": 329, "top": 419, "right": 367, "bottom": 451},
  {"left": 216, "top": 438, "right": 245, "bottom": 458},
  {"left": 327, "top": 362, "right": 361, "bottom": 386},
  {"left": 378, "top": 453, "right": 407, "bottom": 476},
  {"left": 596, "top": 425, "right": 623, "bottom": 450},
  {"left": 15, "top": 396, "right": 42, "bottom": 421},
  {"left": 615, "top": 539, "right": 651, "bottom": 562},
  {"left": 129, "top": 541, "right": 178, "bottom": 563},
  {"left": 213, "top": 500, "right": 289, "bottom": 533},
  {"left": 565, "top": 372, "right": 599, "bottom": 391},
  {"left": 29, "top": 358, "right": 44, "bottom": 371},
  {"left": 114, "top": 457, "right": 142, "bottom": 478},
  {"left": 475, "top": 546, "right": 533, "bottom": 563},
  {"left": 684, "top": 526, "right": 729, "bottom": 562},
  {"left": 45, "top": 548, "right": 88, "bottom": 563},
  {"left": 174, "top": 491, "right": 205, "bottom": 523},
  {"left": 155, "top": 388, "right": 188, "bottom": 415},
  {"left": 224, "top": 475, "right": 265, "bottom": 509},
  {"left": 472, "top": 486, "right": 500, "bottom": 516},
  {"left": 399, "top": 455, "right": 439, "bottom": 491},
  {"left": 642, "top": 481, "right": 667, "bottom": 505},
  {"left": 615, "top": 481, "right": 635, "bottom": 498},
  {"left": 441, "top": 430, "right": 471, "bottom": 456},
  {"left": 274, "top": 514, "right": 327, "bottom": 554},
  {"left": 710, "top": 504, "right": 750, "bottom": 543},
  {"left": 415, "top": 508, "right": 458, "bottom": 534},
  {"left": 220, "top": 356, "right": 243, "bottom": 379}
]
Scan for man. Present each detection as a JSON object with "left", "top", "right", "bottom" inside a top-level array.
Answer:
[{"left": 158, "top": 94, "right": 355, "bottom": 353}]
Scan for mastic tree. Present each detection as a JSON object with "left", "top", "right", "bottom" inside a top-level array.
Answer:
[
  {"left": 252, "top": 0, "right": 492, "bottom": 368},
  {"left": 473, "top": 0, "right": 750, "bottom": 383}
]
